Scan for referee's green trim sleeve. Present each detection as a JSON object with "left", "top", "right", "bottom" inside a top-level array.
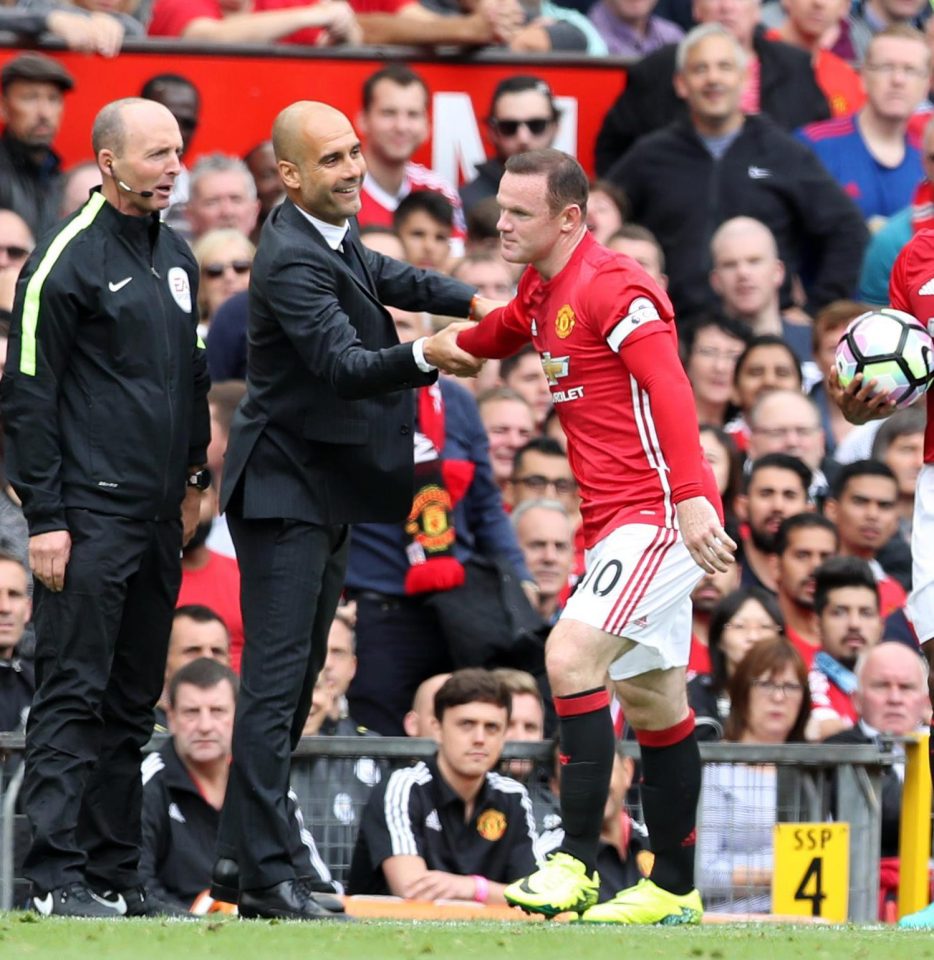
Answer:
[{"left": 20, "top": 191, "right": 106, "bottom": 376}]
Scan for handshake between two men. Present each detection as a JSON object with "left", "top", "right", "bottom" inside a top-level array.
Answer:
[{"left": 420, "top": 296, "right": 504, "bottom": 378}]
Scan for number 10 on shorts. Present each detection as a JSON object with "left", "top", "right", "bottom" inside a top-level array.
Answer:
[{"left": 772, "top": 823, "right": 849, "bottom": 921}]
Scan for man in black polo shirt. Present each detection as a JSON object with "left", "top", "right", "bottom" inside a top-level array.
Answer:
[
  {"left": 347, "top": 669, "right": 537, "bottom": 903},
  {"left": 140, "top": 658, "right": 342, "bottom": 914}
]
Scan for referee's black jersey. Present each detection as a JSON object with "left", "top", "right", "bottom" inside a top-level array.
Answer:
[{"left": 347, "top": 755, "right": 537, "bottom": 895}]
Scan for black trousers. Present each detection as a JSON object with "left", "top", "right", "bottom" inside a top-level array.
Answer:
[
  {"left": 22, "top": 509, "right": 181, "bottom": 891},
  {"left": 346, "top": 594, "right": 452, "bottom": 736},
  {"left": 216, "top": 515, "right": 348, "bottom": 890}
]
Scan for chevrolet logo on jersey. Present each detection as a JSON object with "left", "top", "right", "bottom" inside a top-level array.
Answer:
[{"left": 541, "top": 351, "right": 570, "bottom": 386}]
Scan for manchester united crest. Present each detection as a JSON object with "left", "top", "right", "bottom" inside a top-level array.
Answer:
[
  {"left": 476, "top": 809, "right": 507, "bottom": 841},
  {"left": 555, "top": 303, "right": 576, "bottom": 340},
  {"left": 555, "top": 304, "right": 575, "bottom": 339}
]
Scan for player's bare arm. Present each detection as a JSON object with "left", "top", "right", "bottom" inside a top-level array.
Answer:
[
  {"left": 827, "top": 368, "right": 897, "bottom": 425},
  {"left": 676, "top": 497, "right": 736, "bottom": 575}
]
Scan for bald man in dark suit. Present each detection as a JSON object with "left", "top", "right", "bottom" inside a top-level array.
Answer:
[{"left": 214, "top": 101, "right": 486, "bottom": 920}]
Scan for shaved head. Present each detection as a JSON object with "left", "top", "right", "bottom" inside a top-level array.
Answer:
[
  {"left": 92, "top": 97, "right": 176, "bottom": 157},
  {"left": 271, "top": 100, "right": 366, "bottom": 225},
  {"left": 711, "top": 216, "right": 778, "bottom": 263},
  {"left": 272, "top": 100, "right": 350, "bottom": 164}
]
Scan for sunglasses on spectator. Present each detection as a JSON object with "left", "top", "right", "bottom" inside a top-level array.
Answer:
[
  {"left": 0, "top": 244, "right": 30, "bottom": 261},
  {"left": 203, "top": 259, "right": 252, "bottom": 279},
  {"left": 489, "top": 118, "right": 553, "bottom": 136},
  {"left": 514, "top": 474, "right": 577, "bottom": 494}
]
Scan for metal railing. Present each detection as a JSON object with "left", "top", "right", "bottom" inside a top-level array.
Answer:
[{"left": 0, "top": 734, "right": 897, "bottom": 920}]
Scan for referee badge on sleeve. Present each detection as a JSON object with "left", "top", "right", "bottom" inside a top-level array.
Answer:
[{"left": 167, "top": 267, "right": 192, "bottom": 313}]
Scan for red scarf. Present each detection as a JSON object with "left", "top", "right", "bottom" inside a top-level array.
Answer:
[
  {"left": 403, "top": 384, "right": 475, "bottom": 595},
  {"left": 912, "top": 179, "right": 934, "bottom": 234}
]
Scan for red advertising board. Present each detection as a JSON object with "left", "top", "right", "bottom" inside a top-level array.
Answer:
[{"left": 0, "top": 44, "right": 626, "bottom": 180}]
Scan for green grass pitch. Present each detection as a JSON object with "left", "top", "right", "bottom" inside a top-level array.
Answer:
[{"left": 3, "top": 915, "right": 934, "bottom": 960}]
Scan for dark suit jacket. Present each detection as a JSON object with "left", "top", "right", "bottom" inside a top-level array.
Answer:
[
  {"left": 593, "top": 29, "right": 831, "bottom": 175},
  {"left": 221, "top": 200, "right": 475, "bottom": 526}
]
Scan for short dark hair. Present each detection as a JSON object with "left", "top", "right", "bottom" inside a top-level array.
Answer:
[
  {"left": 513, "top": 436, "right": 567, "bottom": 474},
  {"left": 871, "top": 408, "right": 926, "bottom": 460},
  {"left": 174, "top": 604, "right": 228, "bottom": 632},
  {"left": 830, "top": 459, "right": 897, "bottom": 501},
  {"left": 489, "top": 75, "right": 559, "bottom": 120},
  {"left": 745, "top": 453, "right": 812, "bottom": 497},
  {"left": 708, "top": 586, "right": 785, "bottom": 692},
  {"left": 140, "top": 73, "right": 199, "bottom": 102},
  {"left": 433, "top": 668, "right": 511, "bottom": 721},
  {"left": 774, "top": 513, "right": 838, "bottom": 557},
  {"left": 504, "top": 149, "right": 588, "bottom": 218},
  {"left": 812, "top": 557, "right": 879, "bottom": 616},
  {"left": 681, "top": 314, "right": 752, "bottom": 363},
  {"left": 362, "top": 64, "right": 429, "bottom": 112},
  {"left": 724, "top": 638, "right": 810, "bottom": 743},
  {"left": 607, "top": 224, "right": 666, "bottom": 271},
  {"left": 500, "top": 342, "right": 539, "bottom": 381},
  {"left": 733, "top": 334, "right": 802, "bottom": 388},
  {"left": 393, "top": 190, "right": 454, "bottom": 231},
  {"left": 168, "top": 656, "right": 238, "bottom": 709}
]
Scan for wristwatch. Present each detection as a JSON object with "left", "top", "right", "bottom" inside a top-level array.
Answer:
[{"left": 186, "top": 468, "right": 212, "bottom": 491}]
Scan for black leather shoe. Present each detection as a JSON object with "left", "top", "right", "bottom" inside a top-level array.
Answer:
[
  {"left": 112, "top": 885, "right": 192, "bottom": 918},
  {"left": 239, "top": 880, "right": 352, "bottom": 921},
  {"left": 296, "top": 876, "right": 345, "bottom": 914},
  {"left": 209, "top": 858, "right": 240, "bottom": 905}
]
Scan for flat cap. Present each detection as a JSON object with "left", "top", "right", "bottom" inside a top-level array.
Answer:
[{"left": 1, "top": 53, "right": 74, "bottom": 93}]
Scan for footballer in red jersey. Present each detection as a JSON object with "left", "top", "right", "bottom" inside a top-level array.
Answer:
[
  {"left": 829, "top": 227, "right": 934, "bottom": 928},
  {"left": 454, "top": 149, "right": 736, "bottom": 925}
]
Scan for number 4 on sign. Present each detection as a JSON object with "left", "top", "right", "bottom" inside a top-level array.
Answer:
[{"left": 772, "top": 823, "right": 849, "bottom": 922}]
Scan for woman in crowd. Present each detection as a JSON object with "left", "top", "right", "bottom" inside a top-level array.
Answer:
[
  {"left": 191, "top": 228, "right": 255, "bottom": 340},
  {"left": 682, "top": 316, "right": 750, "bottom": 428},
  {"left": 585, "top": 180, "right": 628, "bottom": 246},
  {"left": 697, "top": 638, "right": 811, "bottom": 913},
  {"left": 688, "top": 587, "right": 784, "bottom": 740}
]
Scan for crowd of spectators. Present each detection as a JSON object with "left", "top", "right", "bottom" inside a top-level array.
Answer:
[{"left": 3, "top": 0, "right": 934, "bottom": 915}]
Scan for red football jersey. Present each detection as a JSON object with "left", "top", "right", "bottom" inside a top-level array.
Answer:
[
  {"left": 888, "top": 228, "right": 934, "bottom": 463},
  {"left": 459, "top": 232, "right": 720, "bottom": 547},
  {"left": 358, "top": 162, "right": 466, "bottom": 243}
]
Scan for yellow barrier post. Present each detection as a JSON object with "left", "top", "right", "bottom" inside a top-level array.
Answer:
[{"left": 898, "top": 733, "right": 932, "bottom": 920}]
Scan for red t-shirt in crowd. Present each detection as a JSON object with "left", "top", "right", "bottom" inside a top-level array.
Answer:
[
  {"left": 149, "top": 0, "right": 220, "bottom": 35},
  {"left": 458, "top": 231, "right": 721, "bottom": 548},
  {"left": 177, "top": 550, "right": 245, "bottom": 673},
  {"left": 686, "top": 635, "right": 711, "bottom": 681},
  {"left": 149, "top": 0, "right": 406, "bottom": 40},
  {"left": 254, "top": 0, "right": 406, "bottom": 44}
]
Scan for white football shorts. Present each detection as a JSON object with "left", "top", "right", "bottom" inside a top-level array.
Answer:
[
  {"left": 561, "top": 523, "right": 703, "bottom": 680},
  {"left": 908, "top": 463, "right": 934, "bottom": 645}
]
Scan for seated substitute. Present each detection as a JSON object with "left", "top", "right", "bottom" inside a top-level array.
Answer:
[
  {"left": 141, "top": 658, "right": 342, "bottom": 914},
  {"left": 347, "top": 669, "right": 537, "bottom": 903}
]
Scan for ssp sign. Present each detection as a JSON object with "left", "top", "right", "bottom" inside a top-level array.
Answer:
[{"left": 772, "top": 823, "right": 849, "bottom": 921}]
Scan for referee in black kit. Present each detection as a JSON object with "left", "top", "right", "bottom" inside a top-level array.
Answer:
[{"left": 1, "top": 97, "right": 210, "bottom": 918}]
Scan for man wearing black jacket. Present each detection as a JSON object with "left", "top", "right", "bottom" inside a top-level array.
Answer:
[
  {"left": 606, "top": 24, "right": 867, "bottom": 324},
  {"left": 213, "top": 100, "right": 486, "bottom": 921},
  {"left": 2, "top": 97, "right": 210, "bottom": 918},
  {"left": 594, "top": 9, "right": 830, "bottom": 174}
]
